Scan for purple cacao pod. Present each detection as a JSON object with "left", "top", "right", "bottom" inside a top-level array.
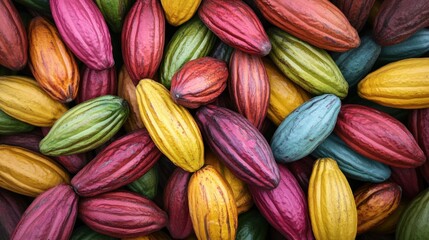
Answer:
[
  {"left": 76, "top": 66, "right": 117, "bottom": 104},
  {"left": 0, "top": 189, "right": 27, "bottom": 240},
  {"left": 390, "top": 167, "right": 424, "bottom": 200},
  {"left": 0, "top": 130, "right": 43, "bottom": 153},
  {"left": 409, "top": 108, "right": 429, "bottom": 183},
  {"left": 287, "top": 156, "right": 315, "bottom": 193}
]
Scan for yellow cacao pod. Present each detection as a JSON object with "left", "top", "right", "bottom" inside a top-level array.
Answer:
[
  {"left": 28, "top": 16, "right": 79, "bottom": 103},
  {"left": 136, "top": 79, "right": 204, "bottom": 172},
  {"left": 118, "top": 66, "right": 145, "bottom": 132},
  {"left": 0, "top": 145, "right": 69, "bottom": 197},
  {"left": 263, "top": 58, "right": 311, "bottom": 125},
  {"left": 204, "top": 151, "right": 253, "bottom": 214},
  {"left": 308, "top": 158, "right": 357, "bottom": 240},
  {"left": 0, "top": 76, "right": 68, "bottom": 127},
  {"left": 188, "top": 165, "right": 238, "bottom": 240},
  {"left": 160, "top": 0, "right": 201, "bottom": 26},
  {"left": 358, "top": 58, "right": 429, "bottom": 109}
]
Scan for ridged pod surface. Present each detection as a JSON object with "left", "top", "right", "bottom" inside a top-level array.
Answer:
[
  {"left": 79, "top": 190, "right": 168, "bottom": 238},
  {"left": 72, "top": 129, "right": 162, "bottom": 197},
  {"left": 128, "top": 165, "right": 158, "bottom": 200},
  {"left": 40, "top": 95, "right": 129, "bottom": 156},
  {"left": 268, "top": 27, "right": 348, "bottom": 98},
  {"left": 235, "top": 209, "right": 269, "bottom": 240},
  {"left": 396, "top": 189, "right": 429, "bottom": 239},
  {"left": 11, "top": 184, "right": 78, "bottom": 240},
  {"left": 390, "top": 167, "right": 424, "bottom": 200},
  {"left": 0, "top": 145, "right": 69, "bottom": 197},
  {"left": 0, "top": 0, "right": 27, "bottom": 70},
  {"left": 136, "top": 79, "right": 204, "bottom": 172},
  {"left": 331, "top": 0, "right": 376, "bottom": 31},
  {"left": 50, "top": 0, "right": 114, "bottom": 70},
  {"left": 0, "top": 76, "right": 68, "bottom": 127},
  {"left": 76, "top": 66, "right": 117, "bottom": 104},
  {"left": 188, "top": 165, "right": 238, "bottom": 240},
  {"left": 0, "top": 131, "right": 42, "bottom": 153},
  {"left": 358, "top": 58, "right": 429, "bottom": 109},
  {"left": 198, "top": 0, "right": 270, "bottom": 56},
  {"left": 271, "top": 94, "right": 341, "bottom": 163},
  {"left": 409, "top": 108, "right": 429, "bottom": 183},
  {"left": 264, "top": 59, "right": 310, "bottom": 126},
  {"left": 95, "top": 0, "right": 134, "bottom": 33},
  {"left": 28, "top": 17, "right": 79, "bottom": 103},
  {"left": 229, "top": 50, "right": 269, "bottom": 129},
  {"left": 287, "top": 157, "right": 314, "bottom": 193},
  {"left": 196, "top": 105, "right": 280, "bottom": 189},
  {"left": 371, "top": 200, "right": 408, "bottom": 234},
  {"left": 122, "top": 0, "right": 165, "bottom": 84},
  {"left": 0, "top": 189, "right": 27, "bottom": 240},
  {"left": 170, "top": 57, "right": 228, "bottom": 109},
  {"left": 308, "top": 158, "right": 357, "bottom": 240},
  {"left": 254, "top": 0, "right": 360, "bottom": 52},
  {"left": 354, "top": 182, "right": 402, "bottom": 234},
  {"left": 334, "top": 104, "right": 426, "bottom": 168},
  {"left": 0, "top": 109, "right": 34, "bottom": 135},
  {"left": 161, "top": 0, "right": 201, "bottom": 26},
  {"left": 249, "top": 164, "right": 314, "bottom": 240},
  {"left": 160, "top": 17, "right": 217, "bottom": 89}
]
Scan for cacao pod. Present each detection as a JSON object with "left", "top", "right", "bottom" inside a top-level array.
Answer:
[
  {"left": 396, "top": 189, "right": 429, "bottom": 239},
  {"left": 390, "top": 167, "right": 424, "bottom": 200},
  {"left": 76, "top": 66, "right": 117, "bottom": 104},
  {"left": 287, "top": 156, "right": 315, "bottom": 193},
  {"left": 0, "top": 131, "right": 42, "bottom": 153},
  {"left": 370, "top": 200, "right": 408, "bottom": 234},
  {"left": 0, "top": 189, "right": 27, "bottom": 240},
  {"left": 409, "top": 108, "right": 429, "bottom": 184},
  {"left": 95, "top": 0, "right": 134, "bottom": 33},
  {"left": 14, "top": 0, "right": 50, "bottom": 15},
  {"left": 236, "top": 209, "right": 269, "bottom": 240},
  {"left": 70, "top": 225, "right": 117, "bottom": 240},
  {"left": 331, "top": 0, "right": 376, "bottom": 31},
  {"left": 123, "top": 231, "right": 172, "bottom": 240},
  {"left": 128, "top": 164, "right": 159, "bottom": 200},
  {"left": 0, "top": 109, "right": 34, "bottom": 135},
  {"left": 210, "top": 41, "right": 234, "bottom": 63},
  {"left": 161, "top": 0, "right": 201, "bottom": 26}
]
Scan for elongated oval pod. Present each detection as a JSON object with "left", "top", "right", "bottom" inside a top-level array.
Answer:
[
  {"left": 0, "top": 109, "right": 34, "bottom": 135},
  {"left": 331, "top": 0, "right": 376, "bottom": 31},
  {"left": 76, "top": 66, "right": 117, "bottom": 104},
  {"left": 0, "top": 189, "right": 27, "bottom": 240},
  {"left": 236, "top": 209, "right": 269, "bottom": 240},
  {"left": 136, "top": 79, "right": 204, "bottom": 172},
  {"left": 0, "top": 131, "right": 42, "bottom": 153},
  {"left": 409, "top": 108, "right": 429, "bottom": 184},
  {"left": 128, "top": 164, "right": 159, "bottom": 200},
  {"left": 390, "top": 167, "right": 424, "bottom": 200},
  {"left": 95, "top": 0, "right": 134, "bottom": 33},
  {"left": 39, "top": 95, "right": 129, "bottom": 156},
  {"left": 161, "top": 0, "right": 201, "bottom": 26},
  {"left": 396, "top": 189, "right": 429, "bottom": 239}
]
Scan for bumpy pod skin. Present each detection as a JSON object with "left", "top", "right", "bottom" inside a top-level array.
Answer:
[
  {"left": 271, "top": 94, "right": 341, "bottom": 163},
  {"left": 0, "top": 76, "right": 68, "bottom": 127},
  {"left": 331, "top": 0, "right": 376, "bottom": 31},
  {"left": 161, "top": 0, "right": 201, "bottom": 26},
  {"left": 249, "top": 164, "right": 314, "bottom": 240},
  {"left": 50, "top": 0, "right": 114, "bottom": 70},
  {"left": 308, "top": 158, "right": 357, "bottom": 240},
  {"left": 79, "top": 190, "right": 168, "bottom": 238},
  {"left": 39, "top": 95, "right": 129, "bottom": 156},
  {"left": 334, "top": 104, "right": 426, "bottom": 168},
  {"left": 396, "top": 189, "right": 429, "bottom": 240},
  {"left": 136, "top": 79, "right": 204, "bottom": 172},
  {"left": 95, "top": 0, "right": 134, "bottom": 33},
  {"left": 76, "top": 66, "right": 117, "bottom": 104},
  {"left": 0, "top": 145, "right": 69, "bottom": 197},
  {"left": 188, "top": 165, "right": 238, "bottom": 240},
  {"left": 255, "top": 0, "right": 360, "bottom": 52},
  {"left": 0, "top": 189, "right": 27, "bottom": 240},
  {"left": 122, "top": 0, "right": 165, "bottom": 84},
  {"left": 0, "top": 109, "right": 34, "bottom": 135},
  {"left": 409, "top": 108, "right": 429, "bottom": 184},
  {"left": 268, "top": 27, "right": 348, "bottom": 98},
  {"left": 196, "top": 105, "right": 280, "bottom": 189},
  {"left": 11, "top": 184, "right": 78, "bottom": 240}
]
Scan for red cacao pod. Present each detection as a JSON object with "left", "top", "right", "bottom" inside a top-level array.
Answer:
[
  {"left": 11, "top": 184, "right": 78, "bottom": 240},
  {"left": 0, "top": 189, "right": 27, "bottom": 240},
  {"left": 72, "top": 129, "right": 162, "bottom": 197},
  {"left": 249, "top": 164, "right": 314, "bottom": 240},
  {"left": 76, "top": 66, "right": 117, "bottom": 104},
  {"left": 198, "top": 0, "right": 271, "bottom": 56},
  {"left": 50, "top": 0, "right": 114, "bottom": 70},
  {"left": 0, "top": 131, "right": 42, "bottom": 153},
  {"left": 196, "top": 105, "right": 280, "bottom": 189},
  {"left": 335, "top": 104, "right": 426, "bottom": 168},
  {"left": 409, "top": 108, "right": 429, "bottom": 184},
  {"left": 229, "top": 50, "right": 269, "bottom": 130},
  {"left": 163, "top": 168, "right": 193, "bottom": 239},
  {"left": 331, "top": 0, "right": 376, "bottom": 32},
  {"left": 122, "top": 0, "right": 165, "bottom": 84},
  {"left": 0, "top": 0, "right": 27, "bottom": 70},
  {"left": 390, "top": 167, "right": 424, "bottom": 200},
  {"left": 79, "top": 190, "right": 168, "bottom": 238},
  {"left": 287, "top": 156, "right": 315, "bottom": 193},
  {"left": 170, "top": 57, "right": 228, "bottom": 109}
]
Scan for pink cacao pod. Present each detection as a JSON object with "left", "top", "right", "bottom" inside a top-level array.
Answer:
[
  {"left": 76, "top": 66, "right": 117, "bottom": 104},
  {"left": 0, "top": 189, "right": 27, "bottom": 240},
  {"left": 409, "top": 108, "right": 429, "bottom": 184}
]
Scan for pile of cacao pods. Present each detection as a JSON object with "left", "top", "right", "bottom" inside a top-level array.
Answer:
[{"left": 1, "top": 0, "right": 429, "bottom": 239}]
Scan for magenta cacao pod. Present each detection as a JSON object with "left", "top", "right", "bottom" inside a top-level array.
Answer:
[
  {"left": 122, "top": 0, "right": 165, "bottom": 84},
  {"left": 0, "top": 0, "right": 27, "bottom": 70},
  {"left": 287, "top": 156, "right": 315, "bottom": 193},
  {"left": 78, "top": 190, "right": 168, "bottom": 238},
  {"left": 76, "top": 66, "right": 117, "bottom": 104},
  {"left": 331, "top": 0, "right": 376, "bottom": 32},
  {"left": 335, "top": 104, "right": 426, "bottom": 168},
  {"left": 71, "top": 129, "right": 162, "bottom": 197},
  {"left": 196, "top": 105, "right": 280, "bottom": 189},
  {"left": 390, "top": 167, "right": 424, "bottom": 200},
  {"left": 0, "top": 189, "right": 27, "bottom": 240},
  {"left": 11, "top": 184, "right": 78, "bottom": 240},
  {"left": 163, "top": 168, "right": 194, "bottom": 239},
  {"left": 409, "top": 108, "right": 429, "bottom": 183},
  {"left": 249, "top": 164, "right": 314, "bottom": 240},
  {"left": 50, "top": 0, "right": 114, "bottom": 70},
  {"left": 229, "top": 49, "right": 269, "bottom": 130},
  {"left": 198, "top": 0, "right": 271, "bottom": 56},
  {"left": 0, "top": 131, "right": 43, "bottom": 153}
]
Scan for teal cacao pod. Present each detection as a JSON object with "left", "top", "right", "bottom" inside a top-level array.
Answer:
[
  {"left": 39, "top": 95, "right": 129, "bottom": 156},
  {"left": 332, "top": 33, "right": 381, "bottom": 87},
  {"left": 14, "top": 0, "right": 50, "bottom": 15},
  {"left": 311, "top": 134, "right": 391, "bottom": 182},
  {"left": 127, "top": 164, "right": 159, "bottom": 199},
  {"left": 160, "top": 17, "right": 217, "bottom": 89},
  {"left": 271, "top": 94, "right": 341, "bottom": 163},
  {"left": 0, "top": 109, "right": 34, "bottom": 135},
  {"left": 70, "top": 225, "right": 117, "bottom": 240},
  {"left": 236, "top": 209, "right": 269, "bottom": 240},
  {"left": 95, "top": 0, "right": 134, "bottom": 33},
  {"left": 268, "top": 27, "right": 348, "bottom": 98},
  {"left": 396, "top": 189, "right": 429, "bottom": 240}
]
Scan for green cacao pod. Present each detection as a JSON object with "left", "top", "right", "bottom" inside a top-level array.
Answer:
[
  {"left": 128, "top": 164, "right": 159, "bottom": 200},
  {"left": 0, "top": 109, "right": 34, "bottom": 135},
  {"left": 95, "top": 0, "right": 134, "bottom": 33},
  {"left": 396, "top": 189, "right": 429, "bottom": 240}
]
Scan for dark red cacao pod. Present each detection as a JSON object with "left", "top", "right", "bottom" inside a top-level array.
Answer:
[
  {"left": 163, "top": 168, "right": 193, "bottom": 239},
  {"left": 287, "top": 156, "right": 315, "bottom": 193},
  {"left": 76, "top": 66, "right": 117, "bottom": 104},
  {"left": 0, "top": 131, "right": 43, "bottom": 153},
  {"left": 196, "top": 105, "right": 280, "bottom": 189},
  {"left": 71, "top": 129, "right": 162, "bottom": 197},
  {"left": 390, "top": 167, "right": 424, "bottom": 200},
  {"left": 409, "top": 108, "right": 429, "bottom": 184},
  {"left": 78, "top": 190, "right": 168, "bottom": 238},
  {"left": 122, "top": 0, "right": 165, "bottom": 84},
  {"left": 0, "top": 189, "right": 27, "bottom": 240},
  {"left": 0, "top": 0, "right": 27, "bottom": 70},
  {"left": 229, "top": 49, "right": 269, "bottom": 130},
  {"left": 331, "top": 0, "right": 376, "bottom": 32},
  {"left": 11, "top": 184, "right": 78, "bottom": 240},
  {"left": 198, "top": 0, "right": 271, "bottom": 56}
]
